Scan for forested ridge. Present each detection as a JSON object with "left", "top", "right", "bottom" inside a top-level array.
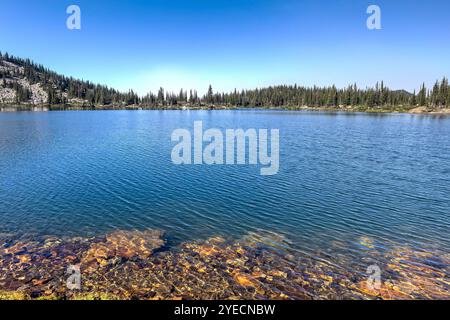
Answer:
[{"left": 1, "top": 52, "right": 449, "bottom": 111}]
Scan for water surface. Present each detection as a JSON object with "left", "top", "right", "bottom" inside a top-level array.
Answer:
[{"left": 0, "top": 110, "right": 449, "bottom": 259}]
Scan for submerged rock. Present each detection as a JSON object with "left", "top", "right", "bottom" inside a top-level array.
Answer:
[
  {"left": 0, "top": 230, "right": 449, "bottom": 300},
  {"left": 81, "top": 230, "right": 165, "bottom": 273}
]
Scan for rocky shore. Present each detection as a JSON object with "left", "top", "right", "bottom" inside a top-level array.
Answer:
[{"left": 409, "top": 107, "right": 450, "bottom": 114}]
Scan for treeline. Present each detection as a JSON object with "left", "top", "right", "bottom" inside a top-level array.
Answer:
[
  {"left": 144, "top": 81, "right": 450, "bottom": 110},
  {"left": 1, "top": 52, "right": 449, "bottom": 109}
]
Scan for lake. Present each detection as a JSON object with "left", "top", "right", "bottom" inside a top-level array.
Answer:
[{"left": 0, "top": 110, "right": 449, "bottom": 299}]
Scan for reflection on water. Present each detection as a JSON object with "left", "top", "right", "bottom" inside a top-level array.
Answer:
[{"left": 0, "top": 229, "right": 448, "bottom": 300}]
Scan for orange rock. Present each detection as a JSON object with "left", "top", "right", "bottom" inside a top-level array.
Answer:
[
  {"left": 319, "top": 274, "right": 333, "bottom": 284},
  {"left": 65, "top": 255, "right": 77, "bottom": 263},
  {"left": 279, "top": 293, "right": 290, "bottom": 299},
  {"left": 96, "top": 258, "right": 109, "bottom": 267},
  {"left": 197, "top": 266, "right": 207, "bottom": 273},
  {"left": 234, "top": 273, "right": 257, "bottom": 287},
  {"left": 357, "top": 280, "right": 381, "bottom": 297},
  {"left": 379, "top": 281, "right": 414, "bottom": 300},
  {"left": 3, "top": 242, "right": 26, "bottom": 255},
  {"left": 269, "top": 270, "right": 288, "bottom": 278},
  {"left": 81, "top": 229, "right": 165, "bottom": 272},
  {"left": 17, "top": 255, "right": 31, "bottom": 263},
  {"left": 251, "top": 271, "right": 266, "bottom": 279},
  {"left": 358, "top": 280, "right": 415, "bottom": 300},
  {"left": 32, "top": 278, "right": 48, "bottom": 286},
  {"left": 194, "top": 245, "right": 220, "bottom": 257}
]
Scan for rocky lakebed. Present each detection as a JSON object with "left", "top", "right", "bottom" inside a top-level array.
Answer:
[{"left": 0, "top": 229, "right": 448, "bottom": 300}]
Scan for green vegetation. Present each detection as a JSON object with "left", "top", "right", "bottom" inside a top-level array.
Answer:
[
  {"left": 0, "top": 290, "right": 29, "bottom": 300},
  {"left": 0, "top": 290, "right": 122, "bottom": 301},
  {"left": 70, "top": 292, "right": 121, "bottom": 300},
  {"left": 1, "top": 52, "right": 449, "bottom": 112}
]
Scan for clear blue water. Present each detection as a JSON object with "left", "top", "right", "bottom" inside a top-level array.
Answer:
[{"left": 0, "top": 110, "right": 449, "bottom": 257}]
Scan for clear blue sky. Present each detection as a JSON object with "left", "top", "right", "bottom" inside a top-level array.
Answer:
[{"left": 1, "top": 0, "right": 449, "bottom": 95}]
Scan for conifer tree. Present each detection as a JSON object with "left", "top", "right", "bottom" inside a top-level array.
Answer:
[
  {"left": 207, "top": 85, "right": 213, "bottom": 104},
  {"left": 439, "top": 77, "right": 448, "bottom": 107},
  {"left": 418, "top": 83, "right": 427, "bottom": 106}
]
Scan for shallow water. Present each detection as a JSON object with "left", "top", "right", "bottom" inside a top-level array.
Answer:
[{"left": 0, "top": 110, "right": 449, "bottom": 299}]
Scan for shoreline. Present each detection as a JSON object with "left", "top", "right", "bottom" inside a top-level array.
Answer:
[{"left": 1, "top": 105, "right": 450, "bottom": 115}]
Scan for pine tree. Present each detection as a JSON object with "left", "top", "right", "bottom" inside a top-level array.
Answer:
[
  {"left": 410, "top": 90, "right": 417, "bottom": 106},
  {"left": 207, "top": 85, "right": 213, "bottom": 104},
  {"left": 431, "top": 81, "right": 440, "bottom": 107},
  {"left": 439, "top": 77, "right": 448, "bottom": 107},
  {"left": 418, "top": 83, "right": 427, "bottom": 106},
  {"left": 157, "top": 87, "right": 165, "bottom": 105}
]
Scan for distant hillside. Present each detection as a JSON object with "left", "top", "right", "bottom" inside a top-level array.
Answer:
[
  {"left": 0, "top": 52, "right": 138, "bottom": 106},
  {"left": 1, "top": 52, "right": 449, "bottom": 111}
]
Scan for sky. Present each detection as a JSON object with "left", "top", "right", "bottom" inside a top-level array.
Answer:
[{"left": 1, "top": 0, "right": 450, "bottom": 95}]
